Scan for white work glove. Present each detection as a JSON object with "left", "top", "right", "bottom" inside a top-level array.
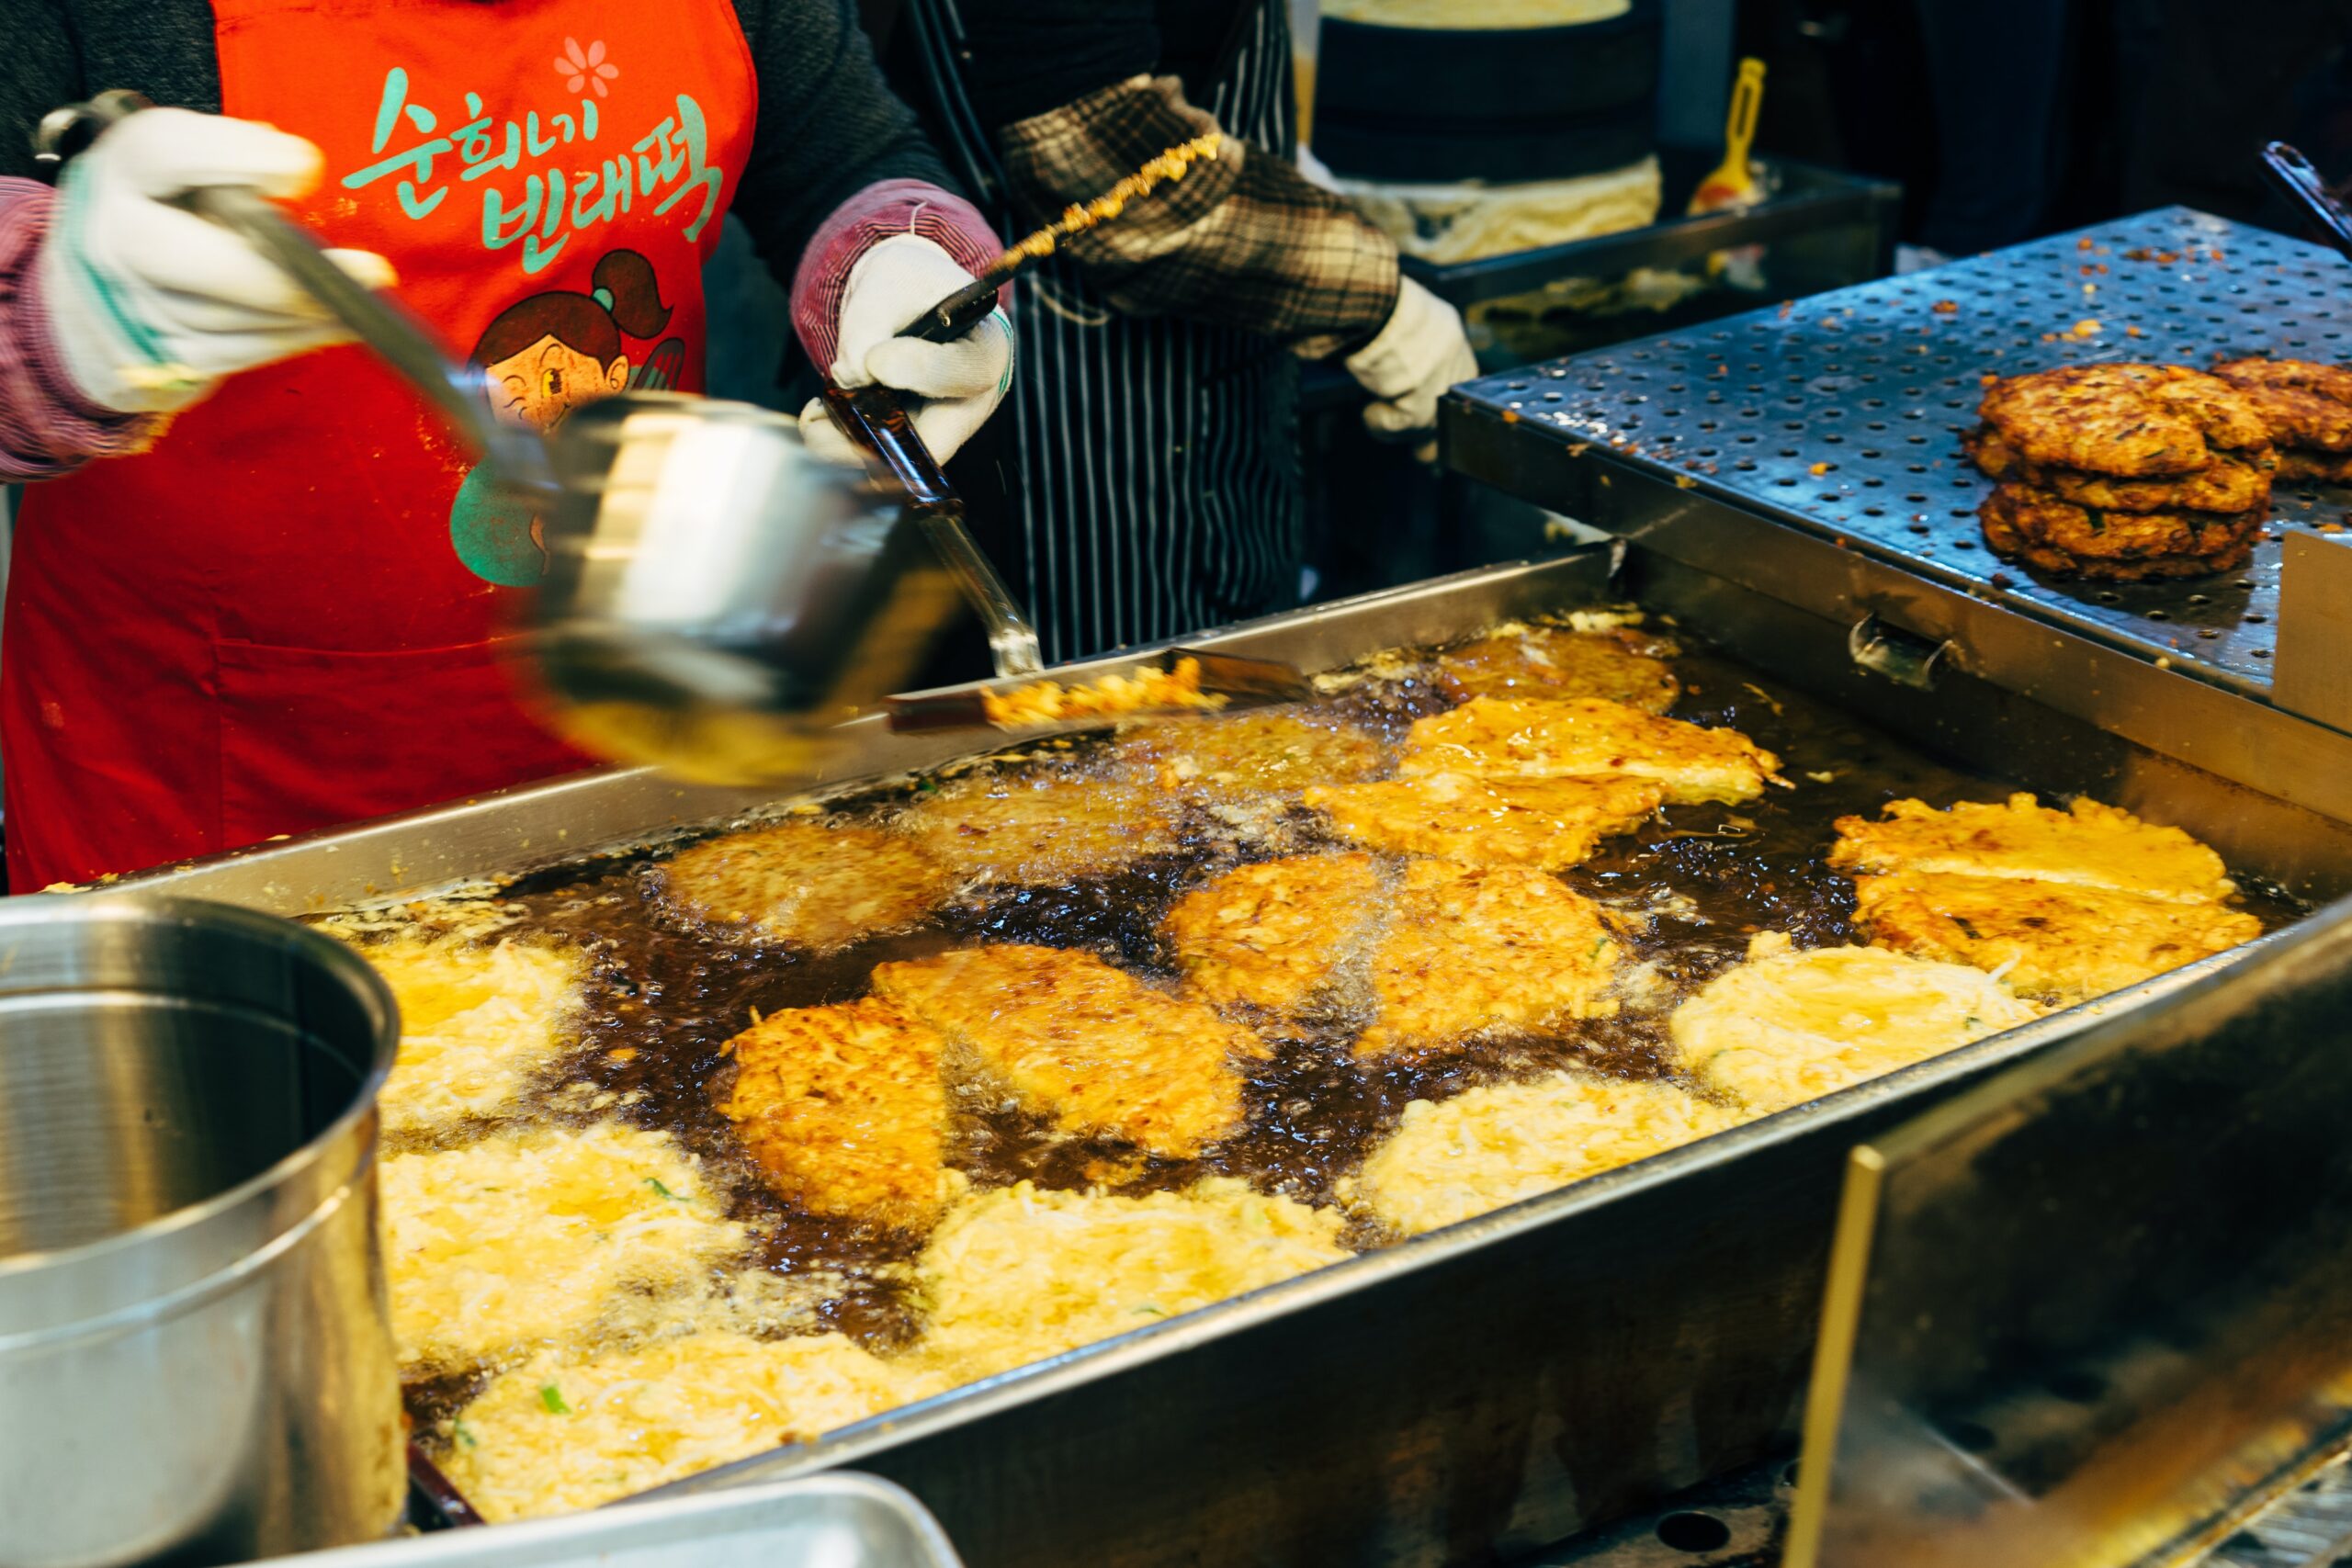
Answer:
[
  {"left": 798, "top": 233, "right": 1012, "bottom": 466},
  {"left": 39, "top": 107, "right": 397, "bottom": 414},
  {"left": 1344, "top": 276, "right": 1479, "bottom": 462}
]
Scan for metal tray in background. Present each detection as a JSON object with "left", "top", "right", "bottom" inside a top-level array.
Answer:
[
  {"left": 1447, "top": 210, "right": 2352, "bottom": 803},
  {"left": 289, "top": 1476, "right": 960, "bottom": 1568},
  {"left": 115, "top": 547, "right": 2352, "bottom": 1568}
]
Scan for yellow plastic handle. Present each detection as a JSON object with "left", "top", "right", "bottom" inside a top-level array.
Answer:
[{"left": 1724, "top": 57, "right": 1766, "bottom": 169}]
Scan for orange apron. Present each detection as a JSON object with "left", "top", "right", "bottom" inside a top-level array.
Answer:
[{"left": 4, "top": 0, "right": 754, "bottom": 888}]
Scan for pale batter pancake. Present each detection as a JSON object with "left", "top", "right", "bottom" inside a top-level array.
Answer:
[
  {"left": 1162, "top": 852, "right": 1385, "bottom": 1013},
  {"left": 1304, "top": 771, "right": 1663, "bottom": 870},
  {"left": 1359, "top": 859, "right": 1622, "bottom": 1055},
  {"left": 720, "top": 998, "right": 953, "bottom": 1228},
  {"left": 1398, "top": 696, "right": 1781, "bottom": 805},
  {"left": 871, "top": 944, "right": 1267, "bottom": 1156},
  {"left": 1671, "top": 932, "right": 2041, "bottom": 1114},
  {"left": 1350, "top": 1071, "right": 1743, "bottom": 1235},
  {"left": 657, "top": 820, "right": 953, "bottom": 951},
  {"left": 910, "top": 1179, "right": 1349, "bottom": 1383},
  {"left": 443, "top": 1330, "right": 933, "bottom": 1521}
]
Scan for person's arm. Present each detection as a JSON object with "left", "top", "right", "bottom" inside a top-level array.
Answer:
[
  {"left": 729, "top": 0, "right": 1012, "bottom": 462},
  {"left": 0, "top": 181, "right": 158, "bottom": 480},
  {"left": 997, "top": 73, "right": 1398, "bottom": 360}
]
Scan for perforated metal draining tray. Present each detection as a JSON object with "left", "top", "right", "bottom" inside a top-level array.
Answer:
[{"left": 1448, "top": 207, "right": 2352, "bottom": 700}]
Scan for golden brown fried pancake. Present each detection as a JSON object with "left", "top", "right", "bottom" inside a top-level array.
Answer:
[
  {"left": 1979, "top": 364, "right": 2268, "bottom": 476},
  {"left": 1964, "top": 426, "right": 2273, "bottom": 513},
  {"left": 1434, "top": 626, "right": 1680, "bottom": 712},
  {"left": 1163, "top": 853, "right": 1385, "bottom": 1014},
  {"left": 1111, "top": 707, "right": 1387, "bottom": 798},
  {"left": 659, "top": 822, "right": 953, "bottom": 951},
  {"left": 1852, "top": 872, "right": 2260, "bottom": 1005},
  {"left": 899, "top": 771, "right": 1180, "bottom": 884},
  {"left": 1359, "top": 860, "right": 1621, "bottom": 1056},
  {"left": 1980, "top": 487, "right": 2257, "bottom": 581},
  {"left": 1397, "top": 696, "right": 1781, "bottom": 805},
  {"left": 1829, "top": 791, "right": 2236, "bottom": 901},
  {"left": 2211, "top": 357, "right": 2352, "bottom": 451},
  {"left": 2275, "top": 448, "right": 2352, "bottom": 482},
  {"left": 720, "top": 998, "right": 951, "bottom": 1227},
  {"left": 1303, "top": 772, "right": 1664, "bottom": 870},
  {"left": 870, "top": 944, "right": 1265, "bottom": 1156},
  {"left": 1980, "top": 484, "right": 2256, "bottom": 562}
]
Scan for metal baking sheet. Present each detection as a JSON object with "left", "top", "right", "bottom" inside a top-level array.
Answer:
[
  {"left": 288, "top": 1476, "right": 962, "bottom": 1568},
  {"left": 1446, "top": 207, "right": 2348, "bottom": 703}
]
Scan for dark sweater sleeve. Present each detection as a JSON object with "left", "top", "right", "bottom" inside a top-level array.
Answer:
[
  {"left": 728, "top": 0, "right": 970, "bottom": 288},
  {"left": 0, "top": 0, "right": 85, "bottom": 183}
]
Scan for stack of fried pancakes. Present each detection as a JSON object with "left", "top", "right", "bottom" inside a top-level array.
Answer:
[
  {"left": 1967, "top": 364, "right": 2272, "bottom": 581},
  {"left": 2210, "top": 357, "right": 2352, "bottom": 483}
]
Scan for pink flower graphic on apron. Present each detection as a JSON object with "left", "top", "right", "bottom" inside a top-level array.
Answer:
[{"left": 556, "top": 39, "right": 619, "bottom": 97}]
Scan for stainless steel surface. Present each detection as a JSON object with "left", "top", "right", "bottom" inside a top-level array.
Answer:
[
  {"left": 292, "top": 1477, "right": 962, "bottom": 1568},
  {"left": 1788, "top": 895, "right": 2352, "bottom": 1568},
  {"left": 2203, "top": 1457, "right": 2352, "bottom": 1568},
  {"left": 531, "top": 394, "right": 965, "bottom": 784},
  {"left": 0, "top": 897, "right": 405, "bottom": 1568},
  {"left": 2274, "top": 532, "right": 2352, "bottom": 733},
  {"left": 105, "top": 546, "right": 2352, "bottom": 1568},
  {"left": 1447, "top": 206, "right": 2339, "bottom": 699}
]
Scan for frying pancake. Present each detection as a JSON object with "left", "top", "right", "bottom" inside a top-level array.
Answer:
[
  {"left": 910, "top": 1179, "right": 1349, "bottom": 1383},
  {"left": 899, "top": 770, "right": 1180, "bottom": 884},
  {"left": 1964, "top": 427, "right": 2273, "bottom": 513},
  {"left": 1852, "top": 872, "right": 2261, "bottom": 1005},
  {"left": 1978, "top": 364, "right": 2269, "bottom": 476},
  {"left": 1350, "top": 1071, "right": 1743, "bottom": 1235},
  {"left": 2211, "top": 357, "right": 2352, "bottom": 451},
  {"left": 1829, "top": 792, "right": 2236, "bottom": 902},
  {"left": 657, "top": 821, "right": 954, "bottom": 951},
  {"left": 359, "top": 934, "right": 584, "bottom": 1144},
  {"left": 1979, "top": 486, "right": 2256, "bottom": 563},
  {"left": 1359, "top": 859, "right": 1622, "bottom": 1056},
  {"left": 1162, "top": 852, "right": 1385, "bottom": 1014},
  {"left": 444, "top": 1331, "right": 933, "bottom": 1522},
  {"left": 1304, "top": 772, "right": 1665, "bottom": 870},
  {"left": 1671, "top": 932, "right": 2041, "bottom": 1114},
  {"left": 1112, "top": 707, "right": 1388, "bottom": 797},
  {"left": 1434, "top": 626, "right": 1680, "bottom": 712},
  {"left": 1397, "top": 695, "right": 1781, "bottom": 805},
  {"left": 720, "top": 998, "right": 952, "bottom": 1228},
  {"left": 871, "top": 944, "right": 1267, "bottom": 1156},
  {"left": 380, "top": 1122, "right": 748, "bottom": 1374}
]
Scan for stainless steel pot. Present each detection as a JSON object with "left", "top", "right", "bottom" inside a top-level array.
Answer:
[{"left": 0, "top": 896, "right": 406, "bottom": 1568}]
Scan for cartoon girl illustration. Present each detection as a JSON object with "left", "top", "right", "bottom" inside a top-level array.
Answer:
[{"left": 447, "top": 249, "right": 686, "bottom": 585}]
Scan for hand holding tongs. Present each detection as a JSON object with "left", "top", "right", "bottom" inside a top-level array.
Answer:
[
  {"left": 35, "top": 90, "right": 558, "bottom": 497},
  {"left": 2262, "top": 141, "right": 2352, "bottom": 265}
]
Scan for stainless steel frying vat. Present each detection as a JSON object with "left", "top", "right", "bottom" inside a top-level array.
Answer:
[
  {"left": 0, "top": 897, "right": 406, "bottom": 1568},
  {"left": 277, "top": 1476, "right": 963, "bottom": 1568},
  {"left": 111, "top": 543, "right": 2352, "bottom": 1567}
]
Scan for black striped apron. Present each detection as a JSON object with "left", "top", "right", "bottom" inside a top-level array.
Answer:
[{"left": 900, "top": 0, "right": 1303, "bottom": 665}]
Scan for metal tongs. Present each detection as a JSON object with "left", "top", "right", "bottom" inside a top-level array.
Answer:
[
  {"left": 2261, "top": 141, "right": 2352, "bottom": 264},
  {"left": 820, "top": 384, "right": 1311, "bottom": 736}
]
